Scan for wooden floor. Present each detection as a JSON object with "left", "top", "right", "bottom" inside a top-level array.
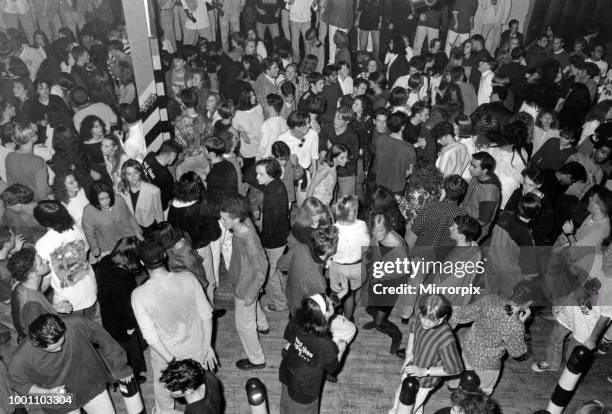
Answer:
[{"left": 2, "top": 274, "right": 612, "bottom": 414}]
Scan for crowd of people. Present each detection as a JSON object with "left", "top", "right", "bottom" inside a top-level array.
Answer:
[{"left": 0, "top": 0, "right": 610, "bottom": 413}]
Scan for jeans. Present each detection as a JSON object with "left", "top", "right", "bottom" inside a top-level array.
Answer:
[
  {"left": 328, "top": 24, "right": 347, "bottom": 64},
  {"left": 412, "top": 25, "right": 438, "bottom": 56},
  {"left": 151, "top": 351, "right": 175, "bottom": 412},
  {"left": 118, "top": 331, "right": 147, "bottom": 377},
  {"left": 479, "top": 23, "right": 502, "bottom": 55},
  {"left": 235, "top": 296, "right": 268, "bottom": 364},
  {"left": 5, "top": 12, "right": 35, "bottom": 43},
  {"left": 183, "top": 26, "right": 214, "bottom": 45},
  {"left": 160, "top": 8, "right": 177, "bottom": 53},
  {"left": 197, "top": 246, "right": 217, "bottom": 305},
  {"left": 36, "top": 13, "right": 62, "bottom": 41},
  {"left": 445, "top": 30, "right": 470, "bottom": 56},
  {"left": 281, "top": 9, "right": 290, "bottom": 39},
  {"left": 220, "top": 14, "right": 240, "bottom": 52},
  {"left": 257, "top": 22, "right": 280, "bottom": 42},
  {"left": 66, "top": 390, "right": 115, "bottom": 414},
  {"left": 358, "top": 29, "right": 380, "bottom": 61},
  {"left": 262, "top": 246, "right": 288, "bottom": 309},
  {"left": 290, "top": 20, "right": 311, "bottom": 62},
  {"left": 544, "top": 321, "right": 582, "bottom": 371}
]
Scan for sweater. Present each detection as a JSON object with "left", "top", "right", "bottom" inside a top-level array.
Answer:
[
  {"left": 259, "top": 179, "right": 290, "bottom": 248},
  {"left": 460, "top": 176, "right": 501, "bottom": 239},
  {"left": 228, "top": 220, "right": 268, "bottom": 300},
  {"left": 5, "top": 152, "right": 51, "bottom": 200}
]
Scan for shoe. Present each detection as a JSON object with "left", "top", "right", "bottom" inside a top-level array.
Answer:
[
  {"left": 597, "top": 338, "right": 612, "bottom": 355},
  {"left": 236, "top": 359, "right": 266, "bottom": 370},
  {"left": 362, "top": 321, "right": 378, "bottom": 330},
  {"left": 0, "top": 331, "right": 10, "bottom": 344},
  {"left": 136, "top": 375, "right": 147, "bottom": 385},
  {"left": 531, "top": 362, "right": 554, "bottom": 373},
  {"left": 396, "top": 349, "right": 406, "bottom": 360},
  {"left": 326, "top": 373, "right": 338, "bottom": 383},
  {"left": 400, "top": 317, "right": 410, "bottom": 325},
  {"left": 213, "top": 308, "right": 227, "bottom": 318},
  {"left": 258, "top": 328, "right": 270, "bottom": 335}
]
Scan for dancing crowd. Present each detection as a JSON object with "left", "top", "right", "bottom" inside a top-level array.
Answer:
[{"left": 0, "top": 0, "right": 610, "bottom": 413}]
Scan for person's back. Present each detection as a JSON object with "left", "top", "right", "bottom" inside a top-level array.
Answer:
[
  {"left": 132, "top": 270, "right": 209, "bottom": 354},
  {"left": 5, "top": 152, "right": 50, "bottom": 200}
]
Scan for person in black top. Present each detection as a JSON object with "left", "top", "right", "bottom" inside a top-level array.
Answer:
[
  {"left": 279, "top": 294, "right": 348, "bottom": 414},
  {"left": 319, "top": 65, "right": 342, "bottom": 127},
  {"left": 95, "top": 236, "right": 147, "bottom": 383},
  {"left": 142, "top": 141, "right": 180, "bottom": 212},
  {"left": 539, "top": 162, "right": 587, "bottom": 209},
  {"left": 159, "top": 358, "right": 224, "bottom": 414},
  {"left": 251, "top": 158, "right": 290, "bottom": 312},
  {"left": 404, "top": 101, "right": 430, "bottom": 144},
  {"left": 204, "top": 136, "right": 238, "bottom": 207},
  {"left": 323, "top": 106, "right": 359, "bottom": 198},
  {"left": 298, "top": 72, "right": 325, "bottom": 111}
]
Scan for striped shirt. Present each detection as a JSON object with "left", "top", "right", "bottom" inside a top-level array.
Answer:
[{"left": 409, "top": 320, "right": 463, "bottom": 389}]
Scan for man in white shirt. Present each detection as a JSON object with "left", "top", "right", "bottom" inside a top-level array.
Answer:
[
  {"left": 72, "top": 87, "right": 118, "bottom": 133},
  {"left": 258, "top": 94, "right": 289, "bottom": 159},
  {"left": 119, "top": 103, "right": 147, "bottom": 162},
  {"left": 585, "top": 44, "right": 609, "bottom": 79},
  {"left": 132, "top": 240, "right": 217, "bottom": 412},
  {"left": 288, "top": 0, "right": 314, "bottom": 62},
  {"left": 337, "top": 61, "right": 353, "bottom": 96},
  {"left": 277, "top": 109, "right": 319, "bottom": 205},
  {"left": 477, "top": 57, "right": 496, "bottom": 106},
  {"left": 433, "top": 121, "right": 470, "bottom": 177}
]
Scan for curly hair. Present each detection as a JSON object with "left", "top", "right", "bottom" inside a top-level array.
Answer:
[
  {"left": 79, "top": 115, "right": 106, "bottom": 143},
  {"left": 51, "top": 171, "right": 77, "bottom": 204},
  {"left": 406, "top": 159, "right": 443, "bottom": 199}
]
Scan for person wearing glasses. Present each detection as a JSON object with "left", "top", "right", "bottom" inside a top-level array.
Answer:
[{"left": 277, "top": 110, "right": 320, "bottom": 206}]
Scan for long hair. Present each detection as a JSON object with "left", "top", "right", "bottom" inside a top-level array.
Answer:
[
  {"left": 118, "top": 159, "right": 144, "bottom": 194},
  {"left": 110, "top": 236, "right": 143, "bottom": 274},
  {"left": 79, "top": 115, "right": 106, "bottom": 143},
  {"left": 102, "top": 134, "right": 125, "bottom": 178},
  {"left": 295, "top": 197, "right": 334, "bottom": 228},
  {"left": 323, "top": 143, "right": 348, "bottom": 167},
  {"left": 51, "top": 171, "right": 78, "bottom": 204},
  {"left": 292, "top": 296, "right": 330, "bottom": 336}
]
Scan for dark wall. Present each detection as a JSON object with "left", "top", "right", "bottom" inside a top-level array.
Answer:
[{"left": 526, "top": 0, "right": 612, "bottom": 44}]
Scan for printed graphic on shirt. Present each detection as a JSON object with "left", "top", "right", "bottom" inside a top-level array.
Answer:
[
  {"left": 293, "top": 337, "right": 314, "bottom": 362},
  {"left": 49, "top": 240, "right": 90, "bottom": 288}
]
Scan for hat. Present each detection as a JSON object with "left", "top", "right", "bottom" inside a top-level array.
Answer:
[{"left": 0, "top": 42, "right": 14, "bottom": 57}]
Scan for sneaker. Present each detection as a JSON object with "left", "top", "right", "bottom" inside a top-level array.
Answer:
[
  {"left": 531, "top": 362, "right": 555, "bottom": 373},
  {"left": 326, "top": 373, "right": 338, "bottom": 383},
  {"left": 213, "top": 309, "right": 227, "bottom": 318},
  {"left": 362, "top": 321, "right": 378, "bottom": 330},
  {"left": 597, "top": 338, "right": 612, "bottom": 355},
  {"left": 258, "top": 328, "right": 270, "bottom": 335},
  {"left": 236, "top": 359, "right": 266, "bottom": 370},
  {"left": 400, "top": 317, "right": 410, "bottom": 325}
]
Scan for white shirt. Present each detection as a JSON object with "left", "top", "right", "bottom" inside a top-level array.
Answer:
[
  {"left": 435, "top": 141, "right": 471, "bottom": 177},
  {"left": 477, "top": 69, "right": 494, "bottom": 105},
  {"left": 277, "top": 128, "right": 319, "bottom": 169},
  {"left": 64, "top": 188, "right": 90, "bottom": 228},
  {"left": 232, "top": 105, "right": 265, "bottom": 159},
  {"left": 338, "top": 75, "right": 354, "bottom": 96},
  {"left": 185, "top": 0, "right": 211, "bottom": 30},
  {"left": 586, "top": 58, "right": 609, "bottom": 78},
  {"left": 258, "top": 115, "right": 289, "bottom": 159},
  {"left": 333, "top": 220, "right": 370, "bottom": 264},
  {"left": 35, "top": 226, "right": 97, "bottom": 311},
  {"left": 288, "top": 0, "right": 313, "bottom": 22},
  {"left": 124, "top": 121, "right": 147, "bottom": 162}
]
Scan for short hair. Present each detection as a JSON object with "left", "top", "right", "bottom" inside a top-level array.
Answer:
[
  {"left": 450, "top": 66, "right": 466, "bottom": 82},
  {"left": 12, "top": 122, "right": 37, "bottom": 146},
  {"left": 0, "top": 183, "right": 34, "bottom": 207},
  {"left": 450, "top": 389, "right": 497, "bottom": 413},
  {"left": 374, "top": 107, "right": 390, "bottom": 119},
  {"left": 418, "top": 294, "right": 451, "bottom": 321},
  {"left": 353, "top": 77, "right": 368, "bottom": 90},
  {"left": 180, "top": 87, "right": 198, "bottom": 108},
  {"left": 219, "top": 194, "right": 250, "bottom": 222},
  {"left": 521, "top": 166, "right": 543, "bottom": 185},
  {"left": 7, "top": 247, "right": 36, "bottom": 282},
  {"left": 263, "top": 58, "right": 278, "bottom": 72},
  {"left": 559, "top": 162, "right": 587, "bottom": 182},
  {"left": 255, "top": 157, "right": 283, "bottom": 179},
  {"left": 408, "top": 73, "right": 424, "bottom": 91},
  {"left": 280, "top": 80, "right": 296, "bottom": 98},
  {"left": 160, "top": 359, "right": 207, "bottom": 393},
  {"left": 33, "top": 200, "right": 75, "bottom": 233},
  {"left": 595, "top": 138, "right": 612, "bottom": 152},
  {"left": 455, "top": 115, "right": 473, "bottom": 137},
  {"left": 583, "top": 62, "right": 600, "bottom": 79},
  {"left": 138, "top": 239, "right": 167, "bottom": 269},
  {"left": 70, "top": 86, "right": 89, "bottom": 106},
  {"left": 157, "top": 140, "right": 181, "bottom": 157},
  {"left": 323, "top": 64, "right": 339, "bottom": 78},
  {"left": 71, "top": 45, "right": 88, "bottom": 60},
  {"left": 337, "top": 60, "right": 350, "bottom": 71},
  {"left": 333, "top": 195, "right": 359, "bottom": 222},
  {"left": 287, "top": 110, "right": 310, "bottom": 129},
  {"left": 410, "top": 101, "right": 428, "bottom": 117},
  {"left": 88, "top": 181, "right": 115, "bottom": 210},
  {"left": 472, "top": 151, "right": 496, "bottom": 173},
  {"left": 309, "top": 225, "right": 338, "bottom": 259},
  {"left": 333, "top": 30, "right": 349, "bottom": 47},
  {"left": 0, "top": 227, "right": 10, "bottom": 251},
  {"left": 305, "top": 95, "right": 326, "bottom": 115},
  {"left": 29, "top": 314, "right": 65, "bottom": 348},
  {"left": 203, "top": 136, "right": 226, "bottom": 156},
  {"left": 308, "top": 71, "right": 325, "bottom": 85},
  {"left": 492, "top": 85, "right": 508, "bottom": 101},
  {"left": 388, "top": 87, "right": 408, "bottom": 107},
  {"left": 218, "top": 99, "right": 236, "bottom": 119},
  {"left": 230, "top": 31, "right": 246, "bottom": 45},
  {"left": 272, "top": 140, "right": 291, "bottom": 160},
  {"left": 119, "top": 103, "right": 140, "bottom": 124},
  {"left": 443, "top": 175, "right": 468, "bottom": 202},
  {"left": 431, "top": 121, "right": 454, "bottom": 140},
  {"left": 511, "top": 47, "right": 525, "bottom": 60},
  {"left": 558, "top": 128, "right": 578, "bottom": 145},
  {"left": 173, "top": 171, "right": 205, "bottom": 202},
  {"left": 336, "top": 106, "right": 354, "bottom": 122},
  {"left": 387, "top": 112, "right": 408, "bottom": 133},
  {"left": 454, "top": 215, "right": 481, "bottom": 242},
  {"left": 266, "top": 93, "right": 284, "bottom": 114},
  {"left": 368, "top": 71, "right": 387, "bottom": 89},
  {"left": 518, "top": 193, "right": 542, "bottom": 219}
]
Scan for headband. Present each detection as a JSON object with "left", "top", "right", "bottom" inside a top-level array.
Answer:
[{"left": 310, "top": 294, "right": 327, "bottom": 314}]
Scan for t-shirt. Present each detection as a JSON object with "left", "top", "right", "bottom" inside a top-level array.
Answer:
[
  {"left": 142, "top": 152, "right": 174, "bottom": 211},
  {"left": 279, "top": 327, "right": 339, "bottom": 404},
  {"left": 5, "top": 152, "right": 51, "bottom": 200},
  {"left": 184, "top": 372, "right": 224, "bottom": 414}
]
